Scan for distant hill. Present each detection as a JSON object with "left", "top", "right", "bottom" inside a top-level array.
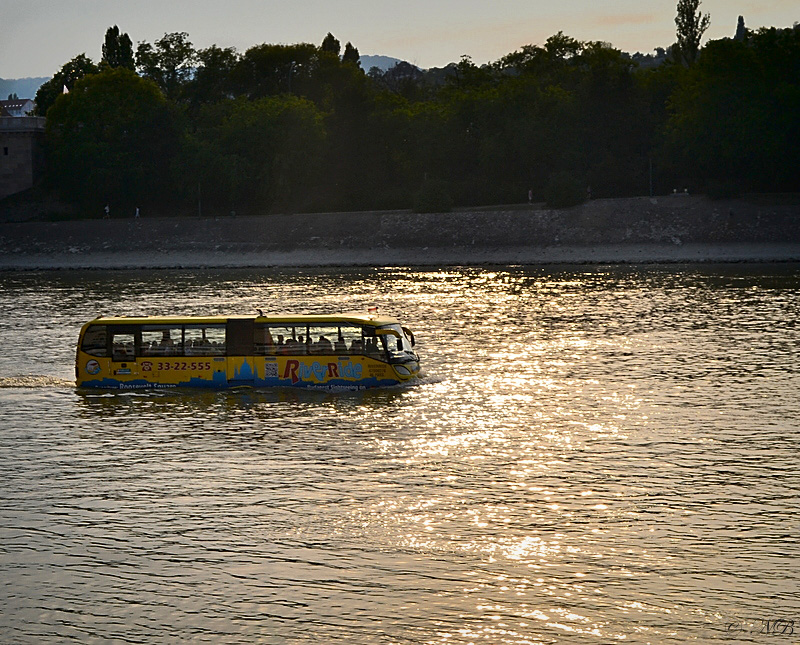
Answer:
[
  {"left": 360, "top": 55, "right": 405, "bottom": 72},
  {"left": 0, "top": 77, "right": 48, "bottom": 100}
]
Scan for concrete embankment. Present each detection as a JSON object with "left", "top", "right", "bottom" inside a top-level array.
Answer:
[{"left": 1, "top": 195, "right": 798, "bottom": 269}]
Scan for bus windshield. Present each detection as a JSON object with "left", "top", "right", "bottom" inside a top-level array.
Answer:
[{"left": 378, "top": 324, "right": 416, "bottom": 362}]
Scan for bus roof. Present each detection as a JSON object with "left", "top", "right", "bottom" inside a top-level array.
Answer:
[{"left": 85, "top": 313, "right": 404, "bottom": 327}]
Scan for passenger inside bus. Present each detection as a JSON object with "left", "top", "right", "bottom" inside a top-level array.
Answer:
[{"left": 365, "top": 338, "right": 382, "bottom": 356}]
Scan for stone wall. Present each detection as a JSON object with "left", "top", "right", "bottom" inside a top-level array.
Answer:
[
  {"left": 0, "top": 117, "right": 46, "bottom": 201},
  {"left": 0, "top": 194, "right": 798, "bottom": 268}
]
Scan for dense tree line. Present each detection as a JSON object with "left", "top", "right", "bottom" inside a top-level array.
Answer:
[{"left": 34, "top": 13, "right": 800, "bottom": 216}]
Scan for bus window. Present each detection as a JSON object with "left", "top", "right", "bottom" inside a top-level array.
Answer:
[
  {"left": 306, "top": 325, "right": 342, "bottom": 355},
  {"left": 254, "top": 324, "right": 276, "bottom": 355},
  {"left": 111, "top": 332, "right": 136, "bottom": 362},
  {"left": 255, "top": 325, "right": 300, "bottom": 355},
  {"left": 379, "top": 324, "right": 416, "bottom": 362},
  {"left": 184, "top": 324, "right": 226, "bottom": 356},
  {"left": 141, "top": 325, "right": 183, "bottom": 357},
  {"left": 363, "top": 335, "right": 384, "bottom": 359},
  {"left": 336, "top": 325, "right": 367, "bottom": 355},
  {"left": 81, "top": 325, "right": 107, "bottom": 357}
]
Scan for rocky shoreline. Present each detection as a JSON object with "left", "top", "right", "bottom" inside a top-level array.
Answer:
[{"left": 1, "top": 195, "right": 798, "bottom": 269}]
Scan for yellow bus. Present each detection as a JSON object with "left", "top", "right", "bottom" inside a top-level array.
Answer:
[{"left": 76, "top": 312, "right": 420, "bottom": 390}]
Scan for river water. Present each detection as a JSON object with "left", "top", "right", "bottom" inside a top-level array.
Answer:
[{"left": 0, "top": 264, "right": 798, "bottom": 643}]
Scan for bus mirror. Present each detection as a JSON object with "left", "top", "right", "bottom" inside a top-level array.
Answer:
[{"left": 402, "top": 327, "right": 415, "bottom": 347}]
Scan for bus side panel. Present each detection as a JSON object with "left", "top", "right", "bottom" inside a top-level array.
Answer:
[
  {"left": 142, "top": 356, "right": 225, "bottom": 388},
  {"left": 227, "top": 356, "right": 256, "bottom": 386},
  {"left": 76, "top": 352, "right": 407, "bottom": 390},
  {"left": 76, "top": 352, "right": 114, "bottom": 387},
  {"left": 254, "top": 355, "right": 402, "bottom": 389},
  {"left": 76, "top": 350, "right": 225, "bottom": 389}
]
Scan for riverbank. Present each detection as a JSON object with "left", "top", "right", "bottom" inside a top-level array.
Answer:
[{"left": 1, "top": 195, "right": 798, "bottom": 269}]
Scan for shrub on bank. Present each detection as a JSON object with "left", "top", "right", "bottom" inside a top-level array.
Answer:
[
  {"left": 544, "top": 172, "right": 586, "bottom": 208},
  {"left": 413, "top": 180, "right": 454, "bottom": 213},
  {"left": 706, "top": 180, "right": 741, "bottom": 200}
]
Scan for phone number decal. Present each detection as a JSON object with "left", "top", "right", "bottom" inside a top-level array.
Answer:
[{"left": 155, "top": 361, "right": 212, "bottom": 371}]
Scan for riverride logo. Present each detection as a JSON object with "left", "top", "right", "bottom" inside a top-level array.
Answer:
[
  {"left": 282, "top": 359, "right": 363, "bottom": 384},
  {"left": 85, "top": 359, "right": 101, "bottom": 375}
]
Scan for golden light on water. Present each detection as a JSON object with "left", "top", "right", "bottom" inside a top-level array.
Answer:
[{"left": 1, "top": 266, "right": 799, "bottom": 642}]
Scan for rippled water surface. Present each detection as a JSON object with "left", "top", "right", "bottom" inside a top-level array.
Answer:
[{"left": 1, "top": 265, "right": 799, "bottom": 643}]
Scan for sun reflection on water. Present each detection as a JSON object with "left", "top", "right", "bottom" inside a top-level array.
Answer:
[{"left": 0, "top": 265, "right": 799, "bottom": 642}]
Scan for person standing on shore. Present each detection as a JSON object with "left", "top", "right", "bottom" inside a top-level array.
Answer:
[
  {"left": 135, "top": 207, "right": 140, "bottom": 218},
  {"left": 104, "top": 204, "right": 110, "bottom": 219}
]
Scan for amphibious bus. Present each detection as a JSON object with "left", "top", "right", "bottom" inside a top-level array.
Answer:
[{"left": 76, "top": 312, "right": 419, "bottom": 390}]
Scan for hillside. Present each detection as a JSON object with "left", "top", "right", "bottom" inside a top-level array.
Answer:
[{"left": 0, "top": 77, "right": 47, "bottom": 100}]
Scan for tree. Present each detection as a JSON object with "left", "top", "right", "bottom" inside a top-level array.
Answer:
[
  {"left": 102, "top": 25, "right": 135, "bottom": 69},
  {"left": 188, "top": 45, "right": 240, "bottom": 105},
  {"left": 342, "top": 42, "right": 360, "bottom": 67},
  {"left": 734, "top": 16, "right": 747, "bottom": 41},
  {"left": 234, "top": 43, "right": 318, "bottom": 98},
  {"left": 664, "top": 28, "right": 800, "bottom": 193},
  {"left": 379, "top": 61, "right": 425, "bottom": 96},
  {"left": 45, "top": 68, "right": 181, "bottom": 207},
  {"left": 136, "top": 32, "right": 196, "bottom": 100},
  {"left": 675, "top": 0, "right": 710, "bottom": 66},
  {"left": 189, "top": 95, "right": 326, "bottom": 212},
  {"left": 321, "top": 33, "right": 341, "bottom": 57},
  {"left": 34, "top": 54, "right": 99, "bottom": 116},
  {"left": 544, "top": 31, "right": 582, "bottom": 60}
]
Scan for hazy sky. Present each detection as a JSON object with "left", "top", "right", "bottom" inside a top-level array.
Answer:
[{"left": 2, "top": 0, "right": 797, "bottom": 78}]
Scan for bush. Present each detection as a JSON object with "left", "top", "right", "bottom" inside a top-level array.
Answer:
[
  {"left": 413, "top": 179, "right": 453, "bottom": 213},
  {"left": 544, "top": 172, "right": 586, "bottom": 208},
  {"left": 706, "top": 180, "right": 741, "bottom": 200}
]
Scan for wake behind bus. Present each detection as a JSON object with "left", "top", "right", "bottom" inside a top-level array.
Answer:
[{"left": 75, "top": 311, "right": 420, "bottom": 390}]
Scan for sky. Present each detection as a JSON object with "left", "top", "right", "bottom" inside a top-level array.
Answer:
[{"left": 1, "top": 0, "right": 797, "bottom": 79}]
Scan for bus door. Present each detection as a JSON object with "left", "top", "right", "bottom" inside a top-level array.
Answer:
[
  {"left": 108, "top": 325, "right": 139, "bottom": 380},
  {"left": 226, "top": 319, "right": 256, "bottom": 385}
]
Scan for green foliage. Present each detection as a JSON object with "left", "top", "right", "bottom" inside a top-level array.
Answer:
[
  {"left": 665, "top": 27, "right": 800, "bottom": 193},
  {"left": 187, "top": 95, "right": 326, "bottom": 213},
  {"left": 136, "top": 32, "right": 196, "bottom": 100},
  {"left": 413, "top": 179, "right": 454, "bottom": 213},
  {"left": 321, "top": 33, "right": 341, "bottom": 57},
  {"left": 545, "top": 31, "right": 582, "bottom": 60},
  {"left": 102, "top": 25, "right": 135, "bottom": 70},
  {"left": 34, "top": 54, "right": 99, "bottom": 116},
  {"left": 234, "top": 43, "right": 318, "bottom": 99},
  {"left": 186, "top": 45, "right": 240, "bottom": 106},
  {"left": 446, "top": 55, "right": 494, "bottom": 90},
  {"left": 37, "top": 20, "right": 799, "bottom": 216},
  {"left": 675, "top": 0, "right": 711, "bottom": 65},
  {"left": 45, "top": 68, "right": 181, "bottom": 208},
  {"left": 706, "top": 180, "right": 741, "bottom": 200},
  {"left": 342, "top": 42, "right": 360, "bottom": 67},
  {"left": 374, "top": 62, "right": 426, "bottom": 100},
  {"left": 735, "top": 16, "right": 748, "bottom": 42},
  {"left": 544, "top": 172, "right": 586, "bottom": 208}
]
